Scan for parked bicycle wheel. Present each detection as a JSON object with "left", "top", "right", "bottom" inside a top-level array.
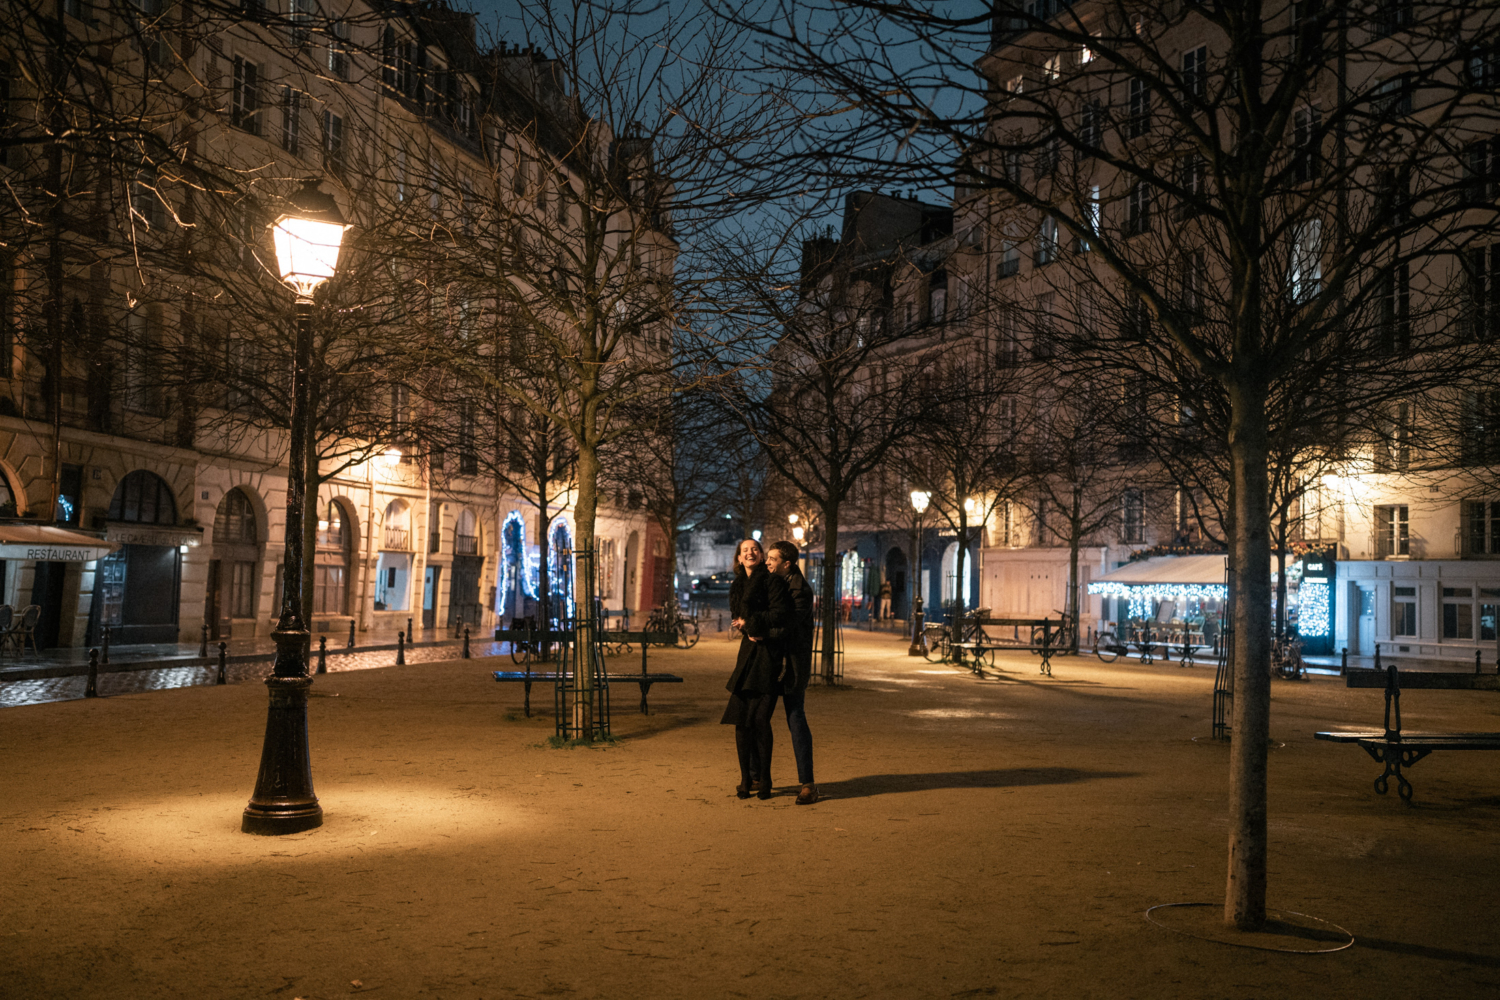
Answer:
[
  {"left": 1093, "top": 632, "right": 1121, "bottom": 663},
  {"left": 676, "top": 618, "right": 699, "bottom": 648},
  {"left": 922, "top": 626, "right": 948, "bottom": 662},
  {"left": 510, "top": 640, "right": 531, "bottom": 667}
]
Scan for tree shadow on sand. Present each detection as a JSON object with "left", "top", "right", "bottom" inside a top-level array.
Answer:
[{"left": 817, "top": 767, "right": 1135, "bottom": 800}]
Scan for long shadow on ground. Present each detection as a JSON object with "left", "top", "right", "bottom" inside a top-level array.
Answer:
[{"left": 818, "top": 767, "right": 1135, "bottom": 800}]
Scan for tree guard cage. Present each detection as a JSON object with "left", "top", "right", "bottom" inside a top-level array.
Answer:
[
  {"left": 1214, "top": 566, "right": 1235, "bottom": 741},
  {"left": 812, "top": 614, "right": 844, "bottom": 686},
  {"left": 554, "top": 547, "right": 611, "bottom": 741}
]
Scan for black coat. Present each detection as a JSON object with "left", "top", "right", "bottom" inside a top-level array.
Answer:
[
  {"left": 771, "top": 569, "right": 815, "bottom": 694},
  {"left": 724, "top": 565, "right": 791, "bottom": 700}
]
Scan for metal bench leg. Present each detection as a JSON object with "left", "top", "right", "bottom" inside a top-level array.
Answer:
[{"left": 638, "top": 680, "right": 653, "bottom": 715}]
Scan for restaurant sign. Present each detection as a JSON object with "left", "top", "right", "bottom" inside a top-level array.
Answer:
[{"left": 0, "top": 543, "right": 116, "bottom": 562}]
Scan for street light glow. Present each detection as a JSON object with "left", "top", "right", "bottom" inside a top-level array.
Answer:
[
  {"left": 792, "top": 525, "right": 804, "bottom": 542},
  {"left": 910, "top": 490, "right": 931, "bottom": 514},
  {"left": 271, "top": 180, "right": 349, "bottom": 299},
  {"left": 788, "top": 513, "right": 799, "bottom": 525}
]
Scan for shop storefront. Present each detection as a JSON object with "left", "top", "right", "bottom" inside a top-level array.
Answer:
[
  {"left": 0, "top": 524, "right": 119, "bottom": 649},
  {"left": 1087, "top": 554, "right": 1229, "bottom": 649}
]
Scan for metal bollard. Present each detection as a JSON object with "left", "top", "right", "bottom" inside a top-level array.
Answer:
[
  {"left": 397, "top": 630, "right": 406, "bottom": 665},
  {"left": 217, "top": 641, "right": 227, "bottom": 685},
  {"left": 101, "top": 625, "right": 111, "bottom": 664},
  {"left": 1341, "top": 647, "right": 1348, "bottom": 675},
  {"left": 85, "top": 648, "right": 99, "bottom": 698},
  {"left": 408, "top": 616, "right": 414, "bottom": 643},
  {"left": 1478, "top": 649, "right": 1484, "bottom": 675},
  {"left": 318, "top": 635, "right": 328, "bottom": 675},
  {"left": 200, "top": 623, "right": 209, "bottom": 658},
  {"left": 463, "top": 626, "right": 471, "bottom": 659},
  {"left": 1374, "top": 644, "right": 1381, "bottom": 672},
  {"left": 348, "top": 619, "right": 356, "bottom": 648}
]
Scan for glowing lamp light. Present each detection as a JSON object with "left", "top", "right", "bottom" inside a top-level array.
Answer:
[
  {"left": 788, "top": 513, "right": 799, "bottom": 525},
  {"left": 911, "top": 490, "right": 931, "bottom": 515},
  {"left": 271, "top": 180, "right": 350, "bottom": 299},
  {"left": 752, "top": 529, "right": 762, "bottom": 541},
  {"left": 964, "top": 497, "right": 978, "bottom": 515},
  {"left": 379, "top": 447, "right": 402, "bottom": 467},
  {"left": 792, "top": 525, "right": 805, "bottom": 542}
]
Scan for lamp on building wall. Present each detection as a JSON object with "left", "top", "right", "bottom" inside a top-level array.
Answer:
[
  {"left": 908, "top": 490, "right": 931, "bottom": 656},
  {"left": 243, "top": 179, "right": 349, "bottom": 836}
]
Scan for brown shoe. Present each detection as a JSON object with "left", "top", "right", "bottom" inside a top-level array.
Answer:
[{"left": 795, "top": 784, "right": 819, "bottom": 805}]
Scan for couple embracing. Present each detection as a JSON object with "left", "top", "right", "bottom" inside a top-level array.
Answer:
[{"left": 722, "top": 538, "right": 818, "bottom": 805}]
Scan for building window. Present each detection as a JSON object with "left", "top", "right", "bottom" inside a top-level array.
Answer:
[
  {"left": 1122, "top": 489, "right": 1145, "bottom": 543},
  {"left": 1125, "top": 182, "right": 1151, "bottom": 236},
  {"left": 1127, "top": 78, "right": 1151, "bottom": 138},
  {"left": 315, "top": 502, "right": 350, "bottom": 616},
  {"left": 1460, "top": 391, "right": 1500, "bottom": 466},
  {"left": 1080, "top": 185, "right": 1101, "bottom": 251},
  {"left": 995, "top": 305, "right": 1021, "bottom": 367},
  {"left": 1176, "top": 155, "right": 1206, "bottom": 220},
  {"left": 287, "top": 0, "right": 311, "bottom": 44},
  {"left": 1181, "top": 45, "right": 1206, "bottom": 99},
  {"left": 1079, "top": 100, "right": 1103, "bottom": 154},
  {"left": 1372, "top": 76, "right": 1411, "bottom": 119},
  {"left": 454, "top": 509, "right": 478, "bottom": 555},
  {"left": 230, "top": 561, "right": 257, "bottom": 618},
  {"left": 1288, "top": 219, "right": 1322, "bottom": 304},
  {"left": 998, "top": 232, "right": 1021, "bottom": 277},
  {"left": 1463, "top": 244, "right": 1498, "bottom": 341},
  {"left": 1373, "top": 402, "right": 1411, "bottom": 473},
  {"left": 1035, "top": 135, "right": 1059, "bottom": 177},
  {"left": 323, "top": 111, "right": 344, "bottom": 169},
  {"left": 1179, "top": 249, "right": 1207, "bottom": 324},
  {"left": 1375, "top": 504, "right": 1409, "bottom": 557},
  {"left": 327, "top": 18, "right": 349, "bottom": 78},
  {"left": 1482, "top": 588, "right": 1500, "bottom": 641},
  {"left": 1376, "top": 261, "right": 1411, "bottom": 351},
  {"left": 281, "top": 87, "right": 302, "bottom": 156},
  {"left": 1036, "top": 215, "right": 1059, "bottom": 265},
  {"left": 215, "top": 488, "right": 257, "bottom": 543},
  {"left": 1443, "top": 587, "right": 1474, "bottom": 639},
  {"left": 458, "top": 401, "right": 478, "bottom": 475},
  {"left": 131, "top": 167, "right": 163, "bottom": 229},
  {"left": 1466, "top": 500, "right": 1500, "bottom": 555},
  {"left": 1372, "top": 0, "right": 1412, "bottom": 39},
  {"left": 231, "top": 56, "right": 259, "bottom": 134},
  {"left": 1392, "top": 585, "right": 1417, "bottom": 636},
  {"left": 109, "top": 470, "right": 177, "bottom": 524},
  {"left": 1032, "top": 293, "right": 1056, "bottom": 358},
  {"left": 1292, "top": 106, "right": 1321, "bottom": 183}
]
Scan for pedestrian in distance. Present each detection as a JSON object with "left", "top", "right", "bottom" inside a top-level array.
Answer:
[
  {"left": 722, "top": 538, "right": 790, "bottom": 800},
  {"left": 878, "top": 578, "right": 893, "bottom": 621},
  {"left": 766, "top": 540, "right": 818, "bottom": 804}
]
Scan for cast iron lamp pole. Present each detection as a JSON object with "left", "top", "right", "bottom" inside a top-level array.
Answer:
[
  {"left": 242, "top": 179, "right": 349, "bottom": 835},
  {"left": 907, "top": 490, "right": 931, "bottom": 656}
]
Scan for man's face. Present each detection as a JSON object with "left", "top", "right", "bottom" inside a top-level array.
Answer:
[{"left": 766, "top": 548, "right": 788, "bottom": 576}]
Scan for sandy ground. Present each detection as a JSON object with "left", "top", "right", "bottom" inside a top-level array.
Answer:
[{"left": 3, "top": 630, "right": 1500, "bottom": 1000}]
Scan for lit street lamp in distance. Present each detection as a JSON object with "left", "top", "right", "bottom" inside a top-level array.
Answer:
[
  {"left": 907, "top": 490, "right": 931, "bottom": 657},
  {"left": 242, "top": 179, "right": 350, "bottom": 836}
]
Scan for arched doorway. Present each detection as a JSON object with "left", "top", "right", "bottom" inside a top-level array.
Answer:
[
  {"left": 375, "top": 499, "right": 412, "bottom": 612},
  {"left": 885, "top": 547, "right": 908, "bottom": 619},
  {"left": 91, "top": 470, "right": 182, "bottom": 646},
  {"left": 624, "top": 530, "right": 640, "bottom": 611},
  {"left": 313, "top": 500, "right": 353, "bottom": 617},
  {"left": 207, "top": 487, "right": 261, "bottom": 639}
]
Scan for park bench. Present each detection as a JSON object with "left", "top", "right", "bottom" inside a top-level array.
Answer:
[
  {"left": 1315, "top": 661, "right": 1500, "bottom": 803},
  {"left": 953, "top": 616, "right": 1066, "bottom": 677},
  {"left": 492, "top": 628, "right": 682, "bottom": 716}
]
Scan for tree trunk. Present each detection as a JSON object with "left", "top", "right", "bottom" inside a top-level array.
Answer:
[
  {"left": 1069, "top": 503, "right": 1082, "bottom": 655},
  {"left": 820, "top": 502, "right": 840, "bottom": 681},
  {"left": 1225, "top": 380, "right": 1273, "bottom": 931}
]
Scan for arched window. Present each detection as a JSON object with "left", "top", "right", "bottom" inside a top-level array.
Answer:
[
  {"left": 314, "top": 501, "right": 352, "bottom": 615},
  {"left": 382, "top": 499, "right": 410, "bottom": 550},
  {"left": 109, "top": 471, "right": 177, "bottom": 524},
  {"left": 214, "top": 488, "right": 258, "bottom": 544}
]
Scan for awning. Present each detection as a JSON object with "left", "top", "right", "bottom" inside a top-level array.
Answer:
[
  {"left": 0, "top": 524, "right": 121, "bottom": 563},
  {"left": 1087, "top": 554, "right": 1228, "bottom": 601}
]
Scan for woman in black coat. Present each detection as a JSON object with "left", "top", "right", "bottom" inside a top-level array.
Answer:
[{"left": 722, "top": 538, "right": 791, "bottom": 799}]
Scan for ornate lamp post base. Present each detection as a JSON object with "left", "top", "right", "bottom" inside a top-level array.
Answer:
[
  {"left": 242, "top": 664, "right": 322, "bottom": 835},
  {"left": 907, "top": 598, "right": 927, "bottom": 657}
]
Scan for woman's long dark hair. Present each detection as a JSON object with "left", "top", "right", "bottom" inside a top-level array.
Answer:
[{"left": 733, "top": 538, "right": 765, "bottom": 579}]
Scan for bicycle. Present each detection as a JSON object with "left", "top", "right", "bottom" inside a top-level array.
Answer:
[
  {"left": 508, "top": 616, "right": 540, "bottom": 667},
  {"left": 921, "top": 621, "right": 952, "bottom": 662},
  {"left": 1093, "top": 621, "right": 1158, "bottom": 665},
  {"left": 1272, "top": 636, "right": 1305, "bottom": 680},
  {"left": 645, "top": 603, "right": 700, "bottom": 649}
]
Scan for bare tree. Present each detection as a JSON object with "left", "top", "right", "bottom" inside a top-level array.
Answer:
[{"left": 736, "top": 0, "right": 1500, "bottom": 929}]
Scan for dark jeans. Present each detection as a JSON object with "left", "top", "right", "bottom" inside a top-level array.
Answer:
[{"left": 782, "top": 687, "right": 814, "bottom": 785}]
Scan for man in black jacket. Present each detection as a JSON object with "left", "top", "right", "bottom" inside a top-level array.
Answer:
[{"left": 766, "top": 540, "right": 818, "bottom": 804}]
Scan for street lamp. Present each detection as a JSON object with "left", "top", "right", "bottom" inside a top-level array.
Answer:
[
  {"left": 242, "top": 179, "right": 349, "bottom": 835},
  {"left": 789, "top": 512, "right": 804, "bottom": 543},
  {"left": 908, "top": 490, "right": 931, "bottom": 656}
]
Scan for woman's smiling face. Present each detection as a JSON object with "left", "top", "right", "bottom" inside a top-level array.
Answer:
[{"left": 738, "top": 540, "right": 765, "bottom": 568}]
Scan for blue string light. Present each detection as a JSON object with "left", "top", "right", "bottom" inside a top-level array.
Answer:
[{"left": 1298, "top": 579, "right": 1331, "bottom": 638}]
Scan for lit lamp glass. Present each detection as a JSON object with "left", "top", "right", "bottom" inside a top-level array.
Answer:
[
  {"left": 379, "top": 447, "right": 402, "bottom": 467},
  {"left": 792, "top": 525, "right": 804, "bottom": 542},
  {"left": 788, "top": 513, "right": 799, "bottom": 525},
  {"left": 271, "top": 181, "right": 349, "bottom": 300},
  {"left": 910, "top": 490, "right": 931, "bottom": 515}
]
